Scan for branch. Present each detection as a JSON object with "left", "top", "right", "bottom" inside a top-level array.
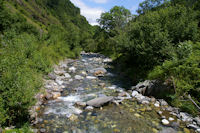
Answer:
[{"left": 188, "top": 94, "right": 200, "bottom": 111}]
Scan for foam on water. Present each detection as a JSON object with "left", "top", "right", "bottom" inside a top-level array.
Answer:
[{"left": 57, "top": 95, "right": 81, "bottom": 102}]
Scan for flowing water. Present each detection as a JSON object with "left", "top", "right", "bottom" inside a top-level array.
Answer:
[{"left": 35, "top": 53, "right": 192, "bottom": 133}]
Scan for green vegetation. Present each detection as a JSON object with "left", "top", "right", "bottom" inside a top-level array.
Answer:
[
  {"left": 0, "top": 0, "right": 94, "bottom": 128},
  {"left": 94, "top": 0, "right": 200, "bottom": 115},
  {"left": 1, "top": 0, "right": 200, "bottom": 129}
]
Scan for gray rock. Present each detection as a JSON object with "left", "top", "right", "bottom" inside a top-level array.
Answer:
[
  {"left": 45, "top": 92, "right": 53, "bottom": 100},
  {"left": 48, "top": 73, "right": 56, "bottom": 80},
  {"left": 180, "top": 112, "right": 193, "bottom": 122},
  {"left": 154, "top": 101, "right": 160, "bottom": 107},
  {"left": 73, "top": 87, "right": 84, "bottom": 91},
  {"left": 76, "top": 101, "right": 86, "bottom": 107},
  {"left": 55, "top": 79, "right": 63, "bottom": 86},
  {"left": 194, "top": 117, "right": 200, "bottom": 126},
  {"left": 98, "top": 83, "right": 106, "bottom": 87},
  {"left": 90, "top": 68, "right": 107, "bottom": 75},
  {"left": 162, "top": 119, "right": 169, "bottom": 125},
  {"left": 187, "top": 124, "right": 200, "bottom": 130},
  {"left": 86, "top": 76, "right": 97, "bottom": 80},
  {"left": 40, "top": 128, "right": 46, "bottom": 133},
  {"left": 54, "top": 70, "right": 65, "bottom": 75},
  {"left": 132, "top": 80, "right": 171, "bottom": 96},
  {"left": 107, "top": 85, "right": 117, "bottom": 90},
  {"left": 103, "top": 58, "right": 112, "bottom": 63},
  {"left": 75, "top": 75, "right": 84, "bottom": 80},
  {"left": 159, "top": 99, "right": 168, "bottom": 106},
  {"left": 69, "top": 67, "right": 76, "bottom": 73},
  {"left": 60, "top": 63, "right": 67, "bottom": 69},
  {"left": 170, "top": 122, "right": 180, "bottom": 130},
  {"left": 141, "top": 100, "right": 150, "bottom": 104},
  {"left": 86, "top": 96, "right": 113, "bottom": 107},
  {"left": 132, "top": 91, "right": 139, "bottom": 97},
  {"left": 64, "top": 73, "right": 71, "bottom": 78},
  {"left": 85, "top": 106, "right": 94, "bottom": 110}
]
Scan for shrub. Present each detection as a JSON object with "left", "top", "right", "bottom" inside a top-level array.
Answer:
[{"left": 148, "top": 41, "right": 200, "bottom": 115}]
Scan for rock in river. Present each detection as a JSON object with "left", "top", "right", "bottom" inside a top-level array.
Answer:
[
  {"left": 86, "top": 96, "right": 113, "bottom": 107},
  {"left": 162, "top": 119, "right": 169, "bottom": 125},
  {"left": 90, "top": 68, "right": 107, "bottom": 76},
  {"left": 75, "top": 75, "right": 84, "bottom": 80}
]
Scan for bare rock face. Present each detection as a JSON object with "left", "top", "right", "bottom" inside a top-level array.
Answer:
[{"left": 86, "top": 96, "right": 113, "bottom": 107}]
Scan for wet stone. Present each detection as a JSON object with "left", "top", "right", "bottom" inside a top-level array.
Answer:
[{"left": 162, "top": 119, "right": 169, "bottom": 125}]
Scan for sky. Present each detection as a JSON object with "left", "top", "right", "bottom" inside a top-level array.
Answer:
[{"left": 70, "top": 0, "right": 144, "bottom": 25}]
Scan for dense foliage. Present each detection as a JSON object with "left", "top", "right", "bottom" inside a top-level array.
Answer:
[
  {"left": 95, "top": 1, "right": 200, "bottom": 115},
  {"left": 0, "top": 0, "right": 94, "bottom": 127}
]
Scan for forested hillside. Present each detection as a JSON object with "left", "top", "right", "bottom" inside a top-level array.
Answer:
[
  {"left": 0, "top": 0, "right": 94, "bottom": 128},
  {"left": 93, "top": 0, "right": 200, "bottom": 115}
]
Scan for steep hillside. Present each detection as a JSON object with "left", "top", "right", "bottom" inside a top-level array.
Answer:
[{"left": 0, "top": 0, "right": 94, "bottom": 127}]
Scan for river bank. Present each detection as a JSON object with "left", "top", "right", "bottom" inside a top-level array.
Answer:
[{"left": 29, "top": 52, "right": 200, "bottom": 133}]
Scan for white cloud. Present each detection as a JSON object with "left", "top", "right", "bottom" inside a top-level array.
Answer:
[
  {"left": 70, "top": 0, "right": 104, "bottom": 25},
  {"left": 89, "top": 0, "right": 109, "bottom": 4}
]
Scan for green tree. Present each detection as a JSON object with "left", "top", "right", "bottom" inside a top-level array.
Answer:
[
  {"left": 137, "top": 0, "right": 170, "bottom": 14},
  {"left": 97, "top": 6, "right": 131, "bottom": 31}
]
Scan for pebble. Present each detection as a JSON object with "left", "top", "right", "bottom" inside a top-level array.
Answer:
[
  {"left": 81, "top": 71, "right": 87, "bottom": 75},
  {"left": 64, "top": 73, "right": 71, "bottom": 78},
  {"left": 69, "top": 114, "right": 78, "bottom": 121},
  {"left": 40, "top": 128, "right": 46, "bottom": 133},
  {"left": 69, "top": 67, "right": 76, "bottom": 73},
  {"left": 162, "top": 119, "right": 169, "bottom": 125},
  {"left": 86, "top": 76, "right": 97, "bottom": 80},
  {"left": 154, "top": 101, "right": 160, "bottom": 107},
  {"left": 132, "top": 91, "right": 139, "bottom": 97},
  {"left": 169, "top": 117, "right": 174, "bottom": 121},
  {"left": 75, "top": 75, "right": 84, "bottom": 80},
  {"left": 85, "top": 106, "right": 94, "bottom": 110},
  {"left": 134, "top": 113, "right": 141, "bottom": 117},
  {"left": 76, "top": 101, "right": 86, "bottom": 107}
]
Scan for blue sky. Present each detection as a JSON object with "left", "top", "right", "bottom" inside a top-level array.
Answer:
[{"left": 70, "top": 0, "right": 144, "bottom": 25}]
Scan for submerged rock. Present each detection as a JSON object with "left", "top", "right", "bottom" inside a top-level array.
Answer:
[
  {"left": 69, "top": 114, "right": 78, "bottom": 121},
  {"left": 159, "top": 128, "right": 176, "bottom": 133},
  {"left": 86, "top": 96, "right": 113, "bottom": 107}
]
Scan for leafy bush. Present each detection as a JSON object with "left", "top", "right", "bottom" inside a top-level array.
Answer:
[
  {"left": 148, "top": 41, "right": 200, "bottom": 115},
  {"left": 0, "top": 0, "right": 92, "bottom": 127}
]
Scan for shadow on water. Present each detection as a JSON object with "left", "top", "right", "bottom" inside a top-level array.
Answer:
[{"left": 82, "top": 53, "right": 133, "bottom": 90}]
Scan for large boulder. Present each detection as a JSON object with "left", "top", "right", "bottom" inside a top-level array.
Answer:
[
  {"left": 131, "top": 80, "right": 172, "bottom": 97},
  {"left": 86, "top": 96, "right": 113, "bottom": 107}
]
